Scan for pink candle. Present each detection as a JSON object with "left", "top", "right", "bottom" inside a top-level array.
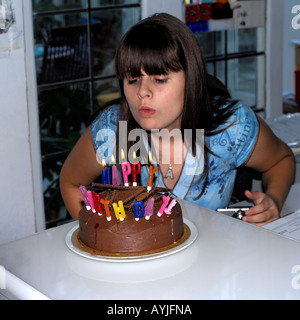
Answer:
[
  {"left": 87, "top": 191, "right": 96, "bottom": 213},
  {"left": 121, "top": 149, "right": 131, "bottom": 186},
  {"left": 157, "top": 195, "right": 170, "bottom": 217},
  {"left": 164, "top": 199, "right": 177, "bottom": 215},
  {"left": 145, "top": 197, "right": 155, "bottom": 220},
  {"left": 111, "top": 154, "right": 121, "bottom": 185},
  {"left": 132, "top": 151, "right": 141, "bottom": 186}
]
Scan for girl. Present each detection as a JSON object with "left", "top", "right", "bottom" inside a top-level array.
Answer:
[{"left": 60, "top": 13, "right": 295, "bottom": 225}]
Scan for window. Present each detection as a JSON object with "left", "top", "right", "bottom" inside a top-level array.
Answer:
[
  {"left": 195, "top": 27, "right": 265, "bottom": 112},
  {"left": 32, "top": 0, "right": 141, "bottom": 228}
]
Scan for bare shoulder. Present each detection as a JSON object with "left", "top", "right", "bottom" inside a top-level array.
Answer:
[{"left": 245, "top": 116, "right": 294, "bottom": 171}]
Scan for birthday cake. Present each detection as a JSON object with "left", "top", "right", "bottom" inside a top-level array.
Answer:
[{"left": 78, "top": 183, "right": 184, "bottom": 255}]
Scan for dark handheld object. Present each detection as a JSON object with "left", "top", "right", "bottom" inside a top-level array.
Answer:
[{"left": 231, "top": 209, "right": 245, "bottom": 220}]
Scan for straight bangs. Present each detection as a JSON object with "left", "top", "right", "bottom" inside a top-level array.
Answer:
[{"left": 115, "top": 21, "right": 185, "bottom": 80}]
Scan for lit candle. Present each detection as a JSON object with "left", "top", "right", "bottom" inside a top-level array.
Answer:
[
  {"left": 111, "top": 154, "right": 121, "bottom": 185},
  {"left": 134, "top": 201, "right": 145, "bottom": 221},
  {"left": 102, "top": 159, "right": 111, "bottom": 184},
  {"left": 100, "top": 198, "right": 111, "bottom": 221},
  {"left": 132, "top": 151, "right": 141, "bottom": 186},
  {"left": 164, "top": 199, "right": 177, "bottom": 215},
  {"left": 157, "top": 195, "right": 170, "bottom": 217},
  {"left": 144, "top": 197, "right": 155, "bottom": 220},
  {"left": 92, "top": 192, "right": 103, "bottom": 216},
  {"left": 112, "top": 201, "right": 126, "bottom": 221},
  {"left": 147, "top": 152, "right": 158, "bottom": 192},
  {"left": 87, "top": 190, "right": 96, "bottom": 213},
  {"left": 121, "top": 149, "right": 131, "bottom": 187},
  {"left": 79, "top": 185, "right": 90, "bottom": 210}
]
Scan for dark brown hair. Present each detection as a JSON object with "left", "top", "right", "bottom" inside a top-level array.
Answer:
[{"left": 114, "top": 13, "right": 236, "bottom": 198}]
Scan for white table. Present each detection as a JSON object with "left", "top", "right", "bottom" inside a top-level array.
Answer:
[{"left": 1, "top": 185, "right": 300, "bottom": 300}]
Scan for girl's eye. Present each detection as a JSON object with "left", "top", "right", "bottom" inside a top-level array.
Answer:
[
  {"left": 155, "top": 78, "right": 167, "bottom": 84},
  {"left": 127, "top": 79, "right": 138, "bottom": 85}
]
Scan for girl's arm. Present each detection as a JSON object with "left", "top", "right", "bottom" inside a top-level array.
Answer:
[
  {"left": 60, "top": 126, "right": 102, "bottom": 220},
  {"left": 244, "top": 116, "right": 296, "bottom": 226}
]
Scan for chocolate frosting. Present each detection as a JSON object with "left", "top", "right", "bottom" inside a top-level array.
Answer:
[{"left": 79, "top": 184, "right": 184, "bottom": 253}]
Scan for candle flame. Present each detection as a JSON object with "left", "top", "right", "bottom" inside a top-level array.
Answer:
[
  {"left": 102, "top": 159, "right": 106, "bottom": 167},
  {"left": 121, "top": 148, "right": 125, "bottom": 160},
  {"left": 133, "top": 151, "right": 136, "bottom": 160},
  {"left": 111, "top": 154, "right": 115, "bottom": 164},
  {"left": 149, "top": 151, "right": 152, "bottom": 164}
]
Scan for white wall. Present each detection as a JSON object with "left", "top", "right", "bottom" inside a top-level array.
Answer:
[
  {"left": 0, "top": 1, "right": 45, "bottom": 244},
  {"left": 141, "top": 0, "right": 184, "bottom": 20},
  {"left": 283, "top": 0, "right": 300, "bottom": 93}
]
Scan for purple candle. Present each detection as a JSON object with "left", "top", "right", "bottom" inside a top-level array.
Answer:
[
  {"left": 145, "top": 197, "right": 155, "bottom": 220},
  {"left": 79, "top": 185, "right": 90, "bottom": 210},
  {"left": 111, "top": 154, "right": 121, "bottom": 185}
]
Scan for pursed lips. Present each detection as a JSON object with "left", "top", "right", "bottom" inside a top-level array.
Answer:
[{"left": 139, "top": 106, "right": 156, "bottom": 116}]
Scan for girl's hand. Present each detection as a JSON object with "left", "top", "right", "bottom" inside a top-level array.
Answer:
[{"left": 243, "top": 190, "right": 280, "bottom": 226}]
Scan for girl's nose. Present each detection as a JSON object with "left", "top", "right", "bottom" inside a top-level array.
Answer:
[{"left": 137, "top": 78, "right": 152, "bottom": 99}]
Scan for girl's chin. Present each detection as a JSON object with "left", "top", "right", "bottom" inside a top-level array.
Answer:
[{"left": 137, "top": 119, "right": 161, "bottom": 131}]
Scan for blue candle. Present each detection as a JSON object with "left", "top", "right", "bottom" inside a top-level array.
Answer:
[
  {"left": 106, "top": 167, "right": 111, "bottom": 184},
  {"left": 102, "top": 160, "right": 111, "bottom": 184},
  {"left": 134, "top": 201, "right": 145, "bottom": 221}
]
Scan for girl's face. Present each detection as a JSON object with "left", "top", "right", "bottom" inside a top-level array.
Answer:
[{"left": 123, "top": 70, "right": 185, "bottom": 131}]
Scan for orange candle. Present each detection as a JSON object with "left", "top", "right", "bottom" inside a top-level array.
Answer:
[
  {"left": 100, "top": 198, "right": 111, "bottom": 221},
  {"left": 147, "top": 152, "right": 158, "bottom": 192}
]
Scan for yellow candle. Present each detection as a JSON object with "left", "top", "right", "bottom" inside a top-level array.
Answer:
[{"left": 112, "top": 201, "right": 126, "bottom": 221}]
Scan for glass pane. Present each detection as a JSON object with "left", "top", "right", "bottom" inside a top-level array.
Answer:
[
  {"left": 227, "top": 27, "right": 265, "bottom": 54},
  {"left": 91, "top": 7, "right": 140, "bottom": 77},
  {"left": 34, "top": 13, "right": 90, "bottom": 84},
  {"left": 196, "top": 31, "right": 224, "bottom": 58},
  {"left": 32, "top": 0, "right": 87, "bottom": 12},
  {"left": 206, "top": 61, "right": 225, "bottom": 86},
  {"left": 91, "top": 0, "right": 140, "bottom": 6},
  {"left": 227, "top": 56, "right": 264, "bottom": 107},
  {"left": 43, "top": 151, "right": 70, "bottom": 227},
  {"left": 38, "top": 82, "right": 91, "bottom": 157}
]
